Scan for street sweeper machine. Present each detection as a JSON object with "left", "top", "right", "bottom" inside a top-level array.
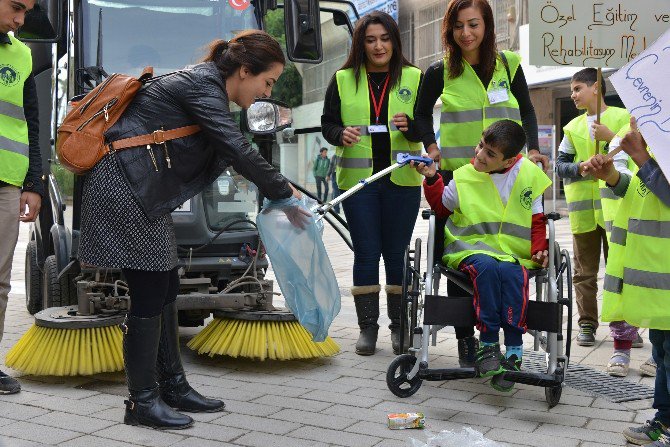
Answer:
[{"left": 7, "top": 0, "right": 362, "bottom": 375}]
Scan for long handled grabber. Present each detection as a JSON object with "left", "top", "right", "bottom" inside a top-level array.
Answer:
[{"left": 313, "top": 153, "right": 434, "bottom": 218}]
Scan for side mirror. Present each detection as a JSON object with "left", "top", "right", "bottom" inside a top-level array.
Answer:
[
  {"left": 16, "top": 0, "right": 61, "bottom": 42},
  {"left": 284, "top": 0, "right": 323, "bottom": 64},
  {"left": 246, "top": 99, "right": 292, "bottom": 135}
]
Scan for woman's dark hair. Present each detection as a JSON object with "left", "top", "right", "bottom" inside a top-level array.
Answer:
[
  {"left": 340, "top": 11, "right": 414, "bottom": 91},
  {"left": 441, "top": 0, "right": 497, "bottom": 81},
  {"left": 202, "top": 30, "right": 285, "bottom": 78}
]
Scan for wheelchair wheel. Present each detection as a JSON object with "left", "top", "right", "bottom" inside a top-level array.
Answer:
[
  {"left": 399, "top": 238, "right": 422, "bottom": 354},
  {"left": 545, "top": 384, "right": 562, "bottom": 408},
  {"left": 386, "top": 354, "right": 423, "bottom": 398}
]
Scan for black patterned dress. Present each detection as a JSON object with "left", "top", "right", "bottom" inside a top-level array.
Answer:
[{"left": 78, "top": 153, "right": 178, "bottom": 271}]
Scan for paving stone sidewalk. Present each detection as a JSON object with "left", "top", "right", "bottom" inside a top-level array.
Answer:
[{"left": 0, "top": 202, "right": 657, "bottom": 446}]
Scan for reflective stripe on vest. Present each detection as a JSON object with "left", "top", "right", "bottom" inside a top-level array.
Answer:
[
  {"left": 442, "top": 158, "right": 552, "bottom": 269},
  {"left": 336, "top": 66, "right": 423, "bottom": 189},
  {"left": 600, "top": 123, "right": 638, "bottom": 242},
  {"left": 439, "top": 50, "right": 522, "bottom": 171},
  {"left": 562, "top": 107, "right": 630, "bottom": 234},
  {"left": 602, "top": 169, "right": 670, "bottom": 329},
  {"left": 0, "top": 34, "right": 31, "bottom": 186}
]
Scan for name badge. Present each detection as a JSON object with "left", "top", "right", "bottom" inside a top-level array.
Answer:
[
  {"left": 368, "top": 124, "right": 388, "bottom": 134},
  {"left": 488, "top": 88, "right": 509, "bottom": 105}
]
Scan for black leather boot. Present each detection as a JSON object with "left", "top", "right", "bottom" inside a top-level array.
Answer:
[
  {"left": 352, "top": 286, "right": 380, "bottom": 356},
  {"left": 122, "top": 314, "right": 193, "bottom": 429},
  {"left": 386, "top": 286, "right": 410, "bottom": 355},
  {"left": 157, "top": 302, "right": 225, "bottom": 413}
]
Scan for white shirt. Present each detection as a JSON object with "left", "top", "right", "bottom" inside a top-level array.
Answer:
[{"left": 442, "top": 159, "right": 544, "bottom": 215}]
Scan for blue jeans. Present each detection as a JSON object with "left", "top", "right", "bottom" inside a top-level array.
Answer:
[
  {"left": 342, "top": 177, "right": 420, "bottom": 286},
  {"left": 331, "top": 176, "right": 340, "bottom": 213},
  {"left": 460, "top": 254, "right": 529, "bottom": 346},
  {"left": 650, "top": 329, "right": 670, "bottom": 425}
]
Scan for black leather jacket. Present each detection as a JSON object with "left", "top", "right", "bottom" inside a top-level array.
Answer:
[{"left": 105, "top": 62, "right": 292, "bottom": 221}]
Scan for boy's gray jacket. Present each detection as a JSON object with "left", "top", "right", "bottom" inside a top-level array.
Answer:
[{"left": 105, "top": 62, "right": 291, "bottom": 221}]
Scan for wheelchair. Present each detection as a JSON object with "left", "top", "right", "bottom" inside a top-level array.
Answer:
[{"left": 386, "top": 210, "right": 573, "bottom": 407}]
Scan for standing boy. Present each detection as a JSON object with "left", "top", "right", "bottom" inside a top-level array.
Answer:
[
  {"left": 415, "top": 120, "right": 551, "bottom": 391},
  {"left": 555, "top": 68, "right": 630, "bottom": 348},
  {"left": 588, "top": 121, "right": 670, "bottom": 446}
]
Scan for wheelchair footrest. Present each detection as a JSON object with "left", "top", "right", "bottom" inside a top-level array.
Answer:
[
  {"left": 503, "top": 370, "right": 563, "bottom": 387},
  {"left": 424, "top": 295, "right": 562, "bottom": 333},
  {"left": 418, "top": 367, "right": 477, "bottom": 381}
]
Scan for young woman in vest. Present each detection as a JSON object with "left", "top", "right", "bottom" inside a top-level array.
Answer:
[
  {"left": 413, "top": 0, "right": 546, "bottom": 368},
  {"left": 78, "top": 31, "right": 307, "bottom": 430},
  {"left": 321, "top": 11, "right": 423, "bottom": 356}
]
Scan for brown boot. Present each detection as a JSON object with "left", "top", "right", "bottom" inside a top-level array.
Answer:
[{"left": 352, "top": 285, "right": 380, "bottom": 355}]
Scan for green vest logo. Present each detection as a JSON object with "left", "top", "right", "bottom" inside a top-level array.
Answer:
[
  {"left": 397, "top": 86, "right": 413, "bottom": 104},
  {"left": 520, "top": 187, "right": 533, "bottom": 210},
  {"left": 0, "top": 65, "right": 20, "bottom": 87},
  {"left": 637, "top": 181, "right": 650, "bottom": 198}
]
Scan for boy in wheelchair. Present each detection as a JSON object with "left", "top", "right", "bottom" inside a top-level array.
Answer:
[{"left": 413, "top": 120, "right": 552, "bottom": 391}]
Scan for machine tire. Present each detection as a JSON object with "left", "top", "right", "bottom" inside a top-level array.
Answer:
[
  {"left": 386, "top": 354, "right": 423, "bottom": 398},
  {"left": 25, "top": 241, "right": 43, "bottom": 315},
  {"left": 545, "top": 384, "right": 562, "bottom": 408},
  {"left": 43, "top": 255, "right": 69, "bottom": 308}
]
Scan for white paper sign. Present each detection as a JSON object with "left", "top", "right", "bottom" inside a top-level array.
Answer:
[
  {"left": 610, "top": 28, "right": 670, "bottom": 178},
  {"left": 529, "top": 0, "right": 670, "bottom": 68}
]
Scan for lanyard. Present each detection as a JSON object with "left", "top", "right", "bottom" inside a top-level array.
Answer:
[{"left": 368, "top": 74, "right": 390, "bottom": 125}]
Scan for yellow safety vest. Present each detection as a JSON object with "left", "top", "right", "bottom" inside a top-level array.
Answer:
[
  {"left": 443, "top": 158, "right": 552, "bottom": 269},
  {"left": 0, "top": 34, "right": 32, "bottom": 186},
  {"left": 602, "top": 160, "right": 670, "bottom": 329},
  {"left": 599, "top": 123, "right": 637, "bottom": 240},
  {"left": 562, "top": 107, "right": 630, "bottom": 234},
  {"left": 439, "top": 50, "right": 522, "bottom": 171},
  {"left": 336, "top": 65, "right": 423, "bottom": 190}
]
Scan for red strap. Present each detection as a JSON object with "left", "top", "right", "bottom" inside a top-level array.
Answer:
[{"left": 368, "top": 74, "right": 390, "bottom": 125}]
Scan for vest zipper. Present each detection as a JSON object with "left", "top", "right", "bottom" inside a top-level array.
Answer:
[
  {"left": 163, "top": 144, "right": 171, "bottom": 168},
  {"left": 76, "top": 98, "right": 118, "bottom": 131},
  {"left": 79, "top": 74, "right": 117, "bottom": 115}
]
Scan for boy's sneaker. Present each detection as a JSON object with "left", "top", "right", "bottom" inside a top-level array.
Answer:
[
  {"left": 475, "top": 343, "right": 505, "bottom": 378},
  {"left": 0, "top": 371, "right": 20, "bottom": 395},
  {"left": 577, "top": 323, "right": 596, "bottom": 346},
  {"left": 491, "top": 354, "right": 522, "bottom": 392},
  {"left": 633, "top": 333, "right": 645, "bottom": 348},
  {"left": 645, "top": 432, "right": 670, "bottom": 446},
  {"left": 623, "top": 420, "right": 667, "bottom": 445},
  {"left": 457, "top": 336, "right": 479, "bottom": 368},
  {"left": 640, "top": 356, "right": 658, "bottom": 377}
]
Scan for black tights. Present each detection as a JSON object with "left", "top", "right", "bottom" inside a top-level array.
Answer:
[
  {"left": 434, "top": 170, "right": 475, "bottom": 341},
  {"left": 122, "top": 267, "right": 179, "bottom": 318}
]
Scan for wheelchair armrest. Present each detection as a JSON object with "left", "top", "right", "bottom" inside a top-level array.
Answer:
[{"left": 545, "top": 212, "right": 561, "bottom": 221}]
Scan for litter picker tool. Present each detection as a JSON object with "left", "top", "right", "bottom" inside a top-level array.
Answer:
[{"left": 313, "top": 153, "right": 434, "bottom": 218}]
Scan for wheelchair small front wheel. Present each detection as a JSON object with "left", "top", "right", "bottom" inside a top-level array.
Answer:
[
  {"left": 386, "top": 354, "right": 423, "bottom": 398},
  {"left": 545, "top": 384, "right": 562, "bottom": 408}
]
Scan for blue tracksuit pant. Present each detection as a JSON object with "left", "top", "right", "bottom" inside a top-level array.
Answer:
[{"left": 460, "top": 254, "right": 529, "bottom": 346}]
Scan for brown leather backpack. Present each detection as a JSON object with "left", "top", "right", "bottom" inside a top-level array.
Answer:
[{"left": 56, "top": 67, "right": 200, "bottom": 174}]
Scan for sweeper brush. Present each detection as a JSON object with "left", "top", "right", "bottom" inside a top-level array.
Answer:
[
  {"left": 5, "top": 306, "right": 124, "bottom": 376},
  {"left": 187, "top": 309, "right": 339, "bottom": 361}
]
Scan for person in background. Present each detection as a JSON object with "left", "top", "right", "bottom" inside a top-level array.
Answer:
[
  {"left": 313, "top": 147, "right": 330, "bottom": 202},
  {"left": 554, "top": 69, "right": 639, "bottom": 374},
  {"left": 413, "top": 0, "right": 547, "bottom": 368},
  {"left": 326, "top": 152, "right": 340, "bottom": 213},
  {"left": 0, "top": 0, "right": 43, "bottom": 395},
  {"left": 321, "top": 11, "right": 423, "bottom": 356}
]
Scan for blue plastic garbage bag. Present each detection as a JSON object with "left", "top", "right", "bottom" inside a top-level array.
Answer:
[{"left": 256, "top": 196, "right": 341, "bottom": 342}]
